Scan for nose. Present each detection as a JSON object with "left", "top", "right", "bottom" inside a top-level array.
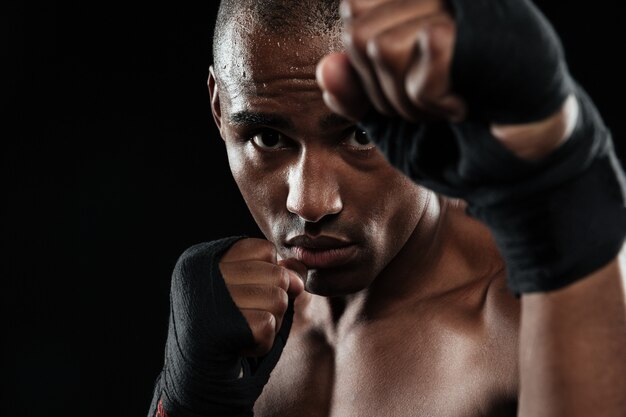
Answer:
[{"left": 286, "top": 151, "right": 343, "bottom": 223}]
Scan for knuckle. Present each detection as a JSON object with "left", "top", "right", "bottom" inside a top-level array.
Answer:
[
  {"left": 247, "top": 238, "right": 275, "bottom": 258},
  {"left": 273, "top": 265, "right": 291, "bottom": 291},
  {"left": 422, "top": 19, "right": 455, "bottom": 80},
  {"left": 257, "top": 238, "right": 278, "bottom": 257},
  {"left": 242, "top": 237, "right": 268, "bottom": 248},
  {"left": 272, "top": 287, "right": 289, "bottom": 314},
  {"left": 254, "top": 312, "right": 276, "bottom": 351},
  {"left": 406, "top": 52, "right": 430, "bottom": 101},
  {"left": 366, "top": 32, "right": 394, "bottom": 66},
  {"left": 425, "top": 16, "right": 455, "bottom": 54},
  {"left": 220, "top": 238, "right": 250, "bottom": 261},
  {"left": 347, "top": 24, "right": 370, "bottom": 53},
  {"left": 221, "top": 238, "right": 277, "bottom": 264},
  {"left": 218, "top": 262, "right": 236, "bottom": 284}
]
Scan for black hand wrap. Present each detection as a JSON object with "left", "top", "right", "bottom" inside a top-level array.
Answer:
[
  {"left": 449, "top": 0, "right": 573, "bottom": 124},
  {"left": 358, "top": 0, "right": 626, "bottom": 295},
  {"left": 148, "top": 237, "right": 294, "bottom": 417}
]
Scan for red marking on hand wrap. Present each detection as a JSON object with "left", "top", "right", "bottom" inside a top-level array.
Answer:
[{"left": 156, "top": 399, "right": 168, "bottom": 417}]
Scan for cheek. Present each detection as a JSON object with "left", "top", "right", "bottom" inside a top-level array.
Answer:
[
  {"left": 363, "top": 172, "right": 422, "bottom": 254},
  {"left": 226, "top": 144, "right": 287, "bottom": 235}
]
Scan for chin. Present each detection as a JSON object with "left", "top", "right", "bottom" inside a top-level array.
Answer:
[{"left": 304, "top": 268, "right": 370, "bottom": 297}]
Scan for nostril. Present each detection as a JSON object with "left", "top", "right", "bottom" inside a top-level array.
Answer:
[{"left": 286, "top": 191, "right": 343, "bottom": 223}]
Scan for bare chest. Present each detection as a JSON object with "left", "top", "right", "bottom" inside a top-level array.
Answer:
[{"left": 254, "top": 312, "right": 519, "bottom": 417}]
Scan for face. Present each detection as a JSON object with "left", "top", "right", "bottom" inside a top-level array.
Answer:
[{"left": 210, "top": 23, "right": 426, "bottom": 296}]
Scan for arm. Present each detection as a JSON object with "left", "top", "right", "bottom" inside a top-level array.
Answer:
[
  {"left": 494, "top": 99, "right": 626, "bottom": 416},
  {"left": 147, "top": 238, "right": 304, "bottom": 417},
  {"left": 493, "top": 97, "right": 626, "bottom": 416},
  {"left": 317, "top": 0, "right": 626, "bottom": 415},
  {"left": 519, "top": 257, "right": 626, "bottom": 416}
]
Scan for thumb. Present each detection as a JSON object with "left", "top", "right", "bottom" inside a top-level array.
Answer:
[{"left": 277, "top": 258, "right": 307, "bottom": 298}]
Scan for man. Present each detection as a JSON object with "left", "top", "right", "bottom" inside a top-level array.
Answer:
[{"left": 149, "top": 0, "right": 626, "bottom": 416}]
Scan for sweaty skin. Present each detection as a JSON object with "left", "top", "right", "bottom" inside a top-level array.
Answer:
[
  {"left": 313, "top": 2, "right": 626, "bottom": 416},
  {"left": 209, "top": 22, "right": 521, "bottom": 417},
  {"left": 200, "top": 1, "right": 626, "bottom": 417}
]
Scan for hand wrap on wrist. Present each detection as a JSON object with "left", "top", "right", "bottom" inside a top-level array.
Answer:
[
  {"left": 359, "top": 84, "right": 626, "bottom": 295},
  {"left": 148, "top": 237, "right": 293, "bottom": 417},
  {"left": 359, "top": 0, "right": 626, "bottom": 294}
]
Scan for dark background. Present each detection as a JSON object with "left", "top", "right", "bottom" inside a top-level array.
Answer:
[{"left": 4, "top": 2, "right": 625, "bottom": 416}]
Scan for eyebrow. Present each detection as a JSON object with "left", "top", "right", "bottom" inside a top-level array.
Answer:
[
  {"left": 228, "top": 110, "right": 354, "bottom": 131},
  {"left": 229, "top": 111, "right": 293, "bottom": 130}
]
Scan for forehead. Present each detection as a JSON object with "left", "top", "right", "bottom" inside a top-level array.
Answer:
[{"left": 215, "top": 22, "right": 342, "bottom": 111}]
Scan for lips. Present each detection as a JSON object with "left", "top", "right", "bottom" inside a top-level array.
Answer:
[{"left": 285, "top": 235, "right": 357, "bottom": 268}]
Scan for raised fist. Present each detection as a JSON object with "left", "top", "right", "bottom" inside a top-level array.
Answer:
[{"left": 318, "top": 0, "right": 572, "bottom": 126}]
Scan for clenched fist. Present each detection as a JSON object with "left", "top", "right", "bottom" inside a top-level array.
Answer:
[
  {"left": 155, "top": 237, "right": 306, "bottom": 416},
  {"left": 317, "top": 0, "right": 575, "bottom": 150},
  {"left": 314, "top": 0, "right": 626, "bottom": 296},
  {"left": 319, "top": 0, "right": 464, "bottom": 123},
  {"left": 220, "top": 238, "right": 306, "bottom": 357}
]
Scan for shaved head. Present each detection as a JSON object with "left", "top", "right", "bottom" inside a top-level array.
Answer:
[{"left": 212, "top": 0, "right": 342, "bottom": 76}]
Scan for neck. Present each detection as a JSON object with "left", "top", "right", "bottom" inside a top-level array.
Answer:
[{"left": 312, "top": 192, "right": 504, "bottom": 341}]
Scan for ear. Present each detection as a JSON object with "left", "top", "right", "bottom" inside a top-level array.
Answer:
[{"left": 208, "top": 65, "right": 225, "bottom": 139}]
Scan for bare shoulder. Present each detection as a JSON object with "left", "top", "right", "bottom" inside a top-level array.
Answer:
[{"left": 443, "top": 197, "right": 521, "bottom": 335}]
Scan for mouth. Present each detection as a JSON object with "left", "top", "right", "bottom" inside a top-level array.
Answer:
[
  {"left": 290, "top": 245, "right": 358, "bottom": 269},
  {"left": 284, "top": 235, "right": 358, "bottom": 269}
]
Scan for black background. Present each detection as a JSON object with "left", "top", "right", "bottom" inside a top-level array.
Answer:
[{"left": 4, "top": 2, "right": 625, "bottom": 416}]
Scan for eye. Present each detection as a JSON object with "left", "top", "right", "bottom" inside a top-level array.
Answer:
[
  {"left": 251, "top": 130, "right": 289, "bottom": 150},
  {"left": 344, "top": 128, "right": 375, "bottom": 150}
]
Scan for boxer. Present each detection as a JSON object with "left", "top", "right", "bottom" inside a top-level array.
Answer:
[{"left": 149, "top": 1, "right": 626, "bottom": 416}]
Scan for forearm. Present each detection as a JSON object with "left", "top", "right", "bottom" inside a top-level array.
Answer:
[
  {"left": 518, "top": 255, "right": 626, "bottom": 417},
  {"left": 491, "top": 92, "right": 626, "bottom": 414}
]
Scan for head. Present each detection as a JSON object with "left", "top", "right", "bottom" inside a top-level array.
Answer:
[{"left": 209, "top": 0, "right": 427, "bottom": 296}]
